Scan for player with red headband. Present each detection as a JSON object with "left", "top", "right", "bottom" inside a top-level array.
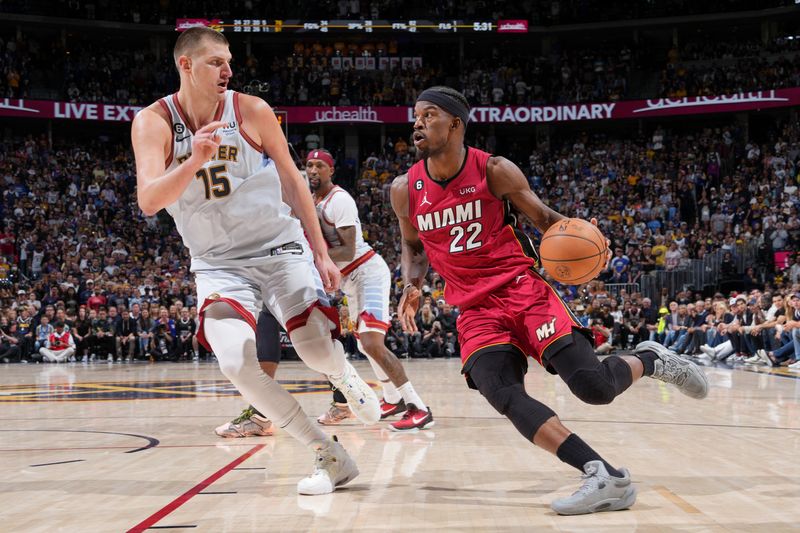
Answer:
[{"left": 307, "top": 148, "right": 433, "bottom": 431}]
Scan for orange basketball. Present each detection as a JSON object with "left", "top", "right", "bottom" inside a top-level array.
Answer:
[{"left": 539, "top": 218, "right": 608, "bottom": 285}]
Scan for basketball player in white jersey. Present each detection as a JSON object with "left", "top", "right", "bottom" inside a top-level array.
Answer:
[
  {"left": 307, "top": 149, "right": 433, "bottom": 431},
  {"left": 130, "top": 27, "right": 380, "bottom": 495}
]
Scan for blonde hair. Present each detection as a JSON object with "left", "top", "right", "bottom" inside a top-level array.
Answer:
[{"left": 173, "top": 27, "right": 229, "bottom": 67}]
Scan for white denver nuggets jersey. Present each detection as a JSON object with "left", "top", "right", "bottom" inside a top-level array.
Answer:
[
  {"left": 161, "top": 91, "right": 303, "bottom": 270},
  {"left": 315, "top": 186, "right": 373, "bottom": 271}
]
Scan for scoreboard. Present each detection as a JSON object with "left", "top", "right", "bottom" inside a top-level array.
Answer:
[{"left": 175, "top": 18, "right": 524, "bottom": 34}]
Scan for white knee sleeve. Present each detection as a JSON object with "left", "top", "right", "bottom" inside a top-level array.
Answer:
[
  {"left": 204, "top": 303, "right": 325, "bottom": 446},
  {"left": 289, "top": 308, "right": 346, "bottom": 378}
]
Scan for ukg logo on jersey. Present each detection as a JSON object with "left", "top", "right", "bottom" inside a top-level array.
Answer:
[{"left": 312, "top": 106, "right": 380, "bottom": 123}]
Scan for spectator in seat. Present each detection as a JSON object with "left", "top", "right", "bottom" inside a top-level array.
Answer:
[
  {"left": 384, "top": 314, "right": 408, "bottom": 358},
  {"left": 38, "top": 321, "right": 76, "bottom": 363},
  {"left": 0, "top": 318, "right": 23, "bottom": 363},
  {"left": 174, "top": 307, "right": 196, "bottom": 361},
  {"left": 34, "top": 315, "right": 54, "bottom": 353},
  {"left": 591, "top": 318, "right": 613, "bottom": 354},
  {"left": 610, "top": 247, "right": 631, "bottom": 283},
  {"left": 72, "top": 306, "right": 92, "bottom": 362},
  {"left": 15, "top": 306, "right": 35, "bottom": 358},
  {"left": 137, "top": 307, "right": 155, "bottom": 358},
  {"left": 91, "top": 308, "right": 115, "bottom": 362},
  {"left": 116, "top": 309, "right": 138, "bottom": 362},
  {"left": 413, "top": 303, "right": 440, "bottom": 358},
  {"left": 437, "top": 303, "right": 459, "bottom": 358},
  {"left": 152, "top": 321, "right": 174, "bottom": 361}
]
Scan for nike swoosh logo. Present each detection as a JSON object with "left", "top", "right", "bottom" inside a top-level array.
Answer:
[
  {"left": 176, "top": 135, "right": 190, "bottom": 142},
  {"left": 411, "top": 413, "right": 429, "bottom": 424}
]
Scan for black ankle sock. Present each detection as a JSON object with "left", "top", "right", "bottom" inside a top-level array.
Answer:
[
  {"left": 556, "top": 433, "right": 623, "bottom": 478},
  {"left": 332, "top": 387, "right": 347, "bottom": 404},
  {"left": 635, "top": 350, "right": 658, "bottom": 377}
]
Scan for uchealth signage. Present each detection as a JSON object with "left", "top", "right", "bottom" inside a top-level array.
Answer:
[{"left": 2, "top": 88, "right": 799, "bottom": 125}]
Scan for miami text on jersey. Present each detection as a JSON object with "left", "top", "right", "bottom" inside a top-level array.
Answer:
[{"left": 415, "top": 200, "right": 482, "bottom": 232}]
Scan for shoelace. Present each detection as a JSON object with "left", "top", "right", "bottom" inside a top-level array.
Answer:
[
  {"left": 232, "top": 407, "right": 255, "bottom": 424},
  {"left": 572, "top": 468, "right": 602, "bottom": 497}
]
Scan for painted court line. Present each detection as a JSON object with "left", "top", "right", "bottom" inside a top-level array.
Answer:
[
  {"left": 654, "top": 485, "right": 703, "bottom": 514},
  {"left": 127, "top": 444, "right": 265, "bottom": 533},
  {"left": 29, "top": 459, "right": 85, "bottom": 467}
]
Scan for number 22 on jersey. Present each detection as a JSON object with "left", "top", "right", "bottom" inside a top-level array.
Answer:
[{"left": 449, "top": 222, "right": 483, "bottom": 253}]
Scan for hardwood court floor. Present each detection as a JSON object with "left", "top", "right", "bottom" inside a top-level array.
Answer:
[{"left": 1, "top": 357, "right": 798, "bottom": 532}]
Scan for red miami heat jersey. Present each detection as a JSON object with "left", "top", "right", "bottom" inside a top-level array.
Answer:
[{"left": 407, "top": 146, "right": 537, "bottom": 310}]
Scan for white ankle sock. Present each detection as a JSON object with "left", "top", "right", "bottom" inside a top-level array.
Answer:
[
  {"left": 382, "top": 381, "right": 402, "bottom": 404},
  {"left": 397, "top": 382, "right": 426, "bottom": 411}
]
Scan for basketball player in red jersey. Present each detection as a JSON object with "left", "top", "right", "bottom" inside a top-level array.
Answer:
[{"left": 391, "top": 86, "right": 709, "bottom": 515}]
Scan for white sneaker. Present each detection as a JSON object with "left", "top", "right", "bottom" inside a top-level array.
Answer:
[
  {"left": 787, "top": 360, "right": 800, "bottom": 371},
  {"left": 106, "top": 354, "right": 113, "bottom": 362},
  {"left": 297, "top": 436, "right": 359, "bottom": 495},
  {"left": 551, "top": 461, "right": 637, "bottom": 515},
  {"left": 743, "top": 354, "right": 761, "bottom": 364},
  {"left": 328, "top": 361, "right": 380, "bottom": 425},
  {"left": 699, "top": 345, "right": 715, "bottom": 360},
  {"left": 756, "top": 349, "right": 771, "bottom": 366},
  {"left": 68, "top": 356, "right": 76, "bottom": 363},
  {"left": 81, "top": 355, "right": 88, "bottom": 363}
]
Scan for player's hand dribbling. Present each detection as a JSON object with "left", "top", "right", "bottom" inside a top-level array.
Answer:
[
  {"left": 189, "top": 121, "right": 228, "bottom": 164},
  {"left": 398, "top": 284, "right": 420, "bottom": 333},
  {"left": 314, "top": 252, "right": 341, "bottom": 293},
  {"left": 590, "top": 217, "right": 612, "bottom": 267}
]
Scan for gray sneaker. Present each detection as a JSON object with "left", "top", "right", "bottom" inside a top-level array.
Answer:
[
  {"left": 634, "top": 341, "right": 709, "bottom": 400},
  {"left": 551, "top": 461, "right": 637, "bottom": 515}
]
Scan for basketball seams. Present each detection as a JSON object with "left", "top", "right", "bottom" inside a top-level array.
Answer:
[{"left": 540, "top": 253, "right": 605, "bottom": 263}]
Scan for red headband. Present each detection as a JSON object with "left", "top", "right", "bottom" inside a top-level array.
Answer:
[{"left": 306, "top": 149, "right": 334, "bottom": 168}]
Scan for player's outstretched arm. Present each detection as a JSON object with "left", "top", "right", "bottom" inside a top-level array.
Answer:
[
  {"left": 132, "top": 108, "right": 226, "bottom": 216},
  {"left": 486, "top": 156, "right": 566, "bottom": 233},
  {"left": 390, "top": 174, "right": 428, "bottom": 333},
  {"left": 240, "top": 94, "right": 339, "bottom": 292}
]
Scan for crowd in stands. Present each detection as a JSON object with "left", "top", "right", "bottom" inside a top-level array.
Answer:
[
  {"left": 6, "top": 29, "right": 800, "bottom": 106},
  {"left": 1, "top": 117, "right": 798, "bottom": 365},
  {"left": 659, "top": 51, "right": 800, "bottom": 99}
]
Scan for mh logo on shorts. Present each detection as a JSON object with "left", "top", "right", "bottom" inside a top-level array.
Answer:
[{"left": 535, "top": 317, "right": 557, "bottom": 342}]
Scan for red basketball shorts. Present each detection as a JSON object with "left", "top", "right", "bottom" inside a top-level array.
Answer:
[{"left": 457, "top": 269, "right": 591, "bottom": 375}]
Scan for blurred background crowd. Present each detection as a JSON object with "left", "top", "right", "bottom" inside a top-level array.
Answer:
[{"left": 1, "top": 0, "right": 799, "bottom": 367}]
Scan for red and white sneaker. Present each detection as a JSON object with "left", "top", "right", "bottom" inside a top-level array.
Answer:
[
  {"left": 380, "top": 399, "right": 407, "bottom": 419},
  {"left": 390, "top": 405, "right": 434, "bottom": 432}
]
